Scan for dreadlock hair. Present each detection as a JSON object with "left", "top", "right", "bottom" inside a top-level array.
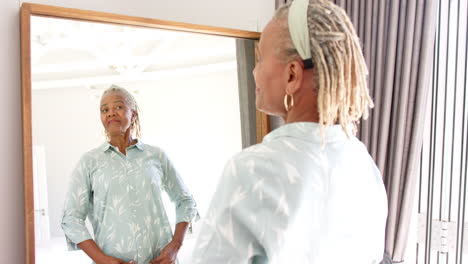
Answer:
[
  {"left": 274, "top": 0, "right": 373, "bottom": 138},
  {"left": 101, "top": 84, "right": 142, "bottom": 139}
]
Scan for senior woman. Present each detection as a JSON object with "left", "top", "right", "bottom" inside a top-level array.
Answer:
[
  {"left": 192, "top": 0, "right": 388, "bottom": 263},
  {"left": 61, "top": 85, "right": 198, "bottom": 264}
]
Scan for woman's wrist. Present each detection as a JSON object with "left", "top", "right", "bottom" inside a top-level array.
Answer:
[
  {"left": 94, "top": 253, "right": 111, "bottom": 264},
  {"left": 171, "top": 221, "right": 189, "bottom": 250},
  {"left": 171, "top": 239, "right": 183, "bottom": 249},
  {"left": 78, "top": 239, "right": 109, "bottom": 264}
]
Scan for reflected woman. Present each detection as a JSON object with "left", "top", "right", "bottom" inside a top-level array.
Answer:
[
  {"left": 192, "top": 0, "right": 387, "bottom": 263},
  {"left": 61, "top": 85, "right": 198, "bottom": 264}
]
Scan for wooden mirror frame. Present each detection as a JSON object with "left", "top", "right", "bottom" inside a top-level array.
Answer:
[{"left": 20, "top": 3, "right": 270, "bottom": 263}]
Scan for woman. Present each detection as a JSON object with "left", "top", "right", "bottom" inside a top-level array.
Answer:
[
  {"left": 192, "top": 0, "right": 387, "bottom": 263},
  {"left": 61, "top": 85, "right": 198, "bottom": 264}
]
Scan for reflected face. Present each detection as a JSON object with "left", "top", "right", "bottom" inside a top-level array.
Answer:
[
  {"left": 253, "top": 20, "right": 288, "bottom": 116},
  {"left": 100, "top": 93, "right": 135, "bottom": 137}
]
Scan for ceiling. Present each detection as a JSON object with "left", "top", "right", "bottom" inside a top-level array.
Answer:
[{"left": 31, "top": 16, "right": 238, "bottom": 91}]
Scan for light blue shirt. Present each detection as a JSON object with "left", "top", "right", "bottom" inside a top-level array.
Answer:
[
  {"left": 192, "top": 122, "right": 387, "bottom": 264},
  {"left": 61, "top": 140, "right": 199, "bottom": 264}
]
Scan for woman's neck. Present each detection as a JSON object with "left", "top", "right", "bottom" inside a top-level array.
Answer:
[
  {"left": 284, "top": 109, "right": 319, "bottom": 124},
  {"left": 284, "top": 93, "right": 320, "bottom": 124},
  {"left": 109, "top": 133, "right": 135, "bottom": 155}
]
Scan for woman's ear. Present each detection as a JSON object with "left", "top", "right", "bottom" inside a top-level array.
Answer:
[
  {"left": 131, "top": 110, "right": 137, "bottom": 123},
  {"left": 285, "top": 60, "right": 304, "bottom": 94}
]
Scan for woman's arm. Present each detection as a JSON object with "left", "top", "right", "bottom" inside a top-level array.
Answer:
[
  {"left": 78, "top": 239, "right": 133, "bottom": 264},
  {"left": 152, "top": 150, "right": 198, "bottom": 264},
  {"left": 171, "top": 221, "right": 189, "bottom": 248},
  {"left": 62, "top": 156, "right": 132, "bottom": 264},
  {"left": 159, "top": 150, "right": 200, "bottom": 227},
  {"left": 61, "top": 156, "right": 94, "bottom": 249},
  {"left": 151, "top": 222, "right": 189, "bottom": 264}
]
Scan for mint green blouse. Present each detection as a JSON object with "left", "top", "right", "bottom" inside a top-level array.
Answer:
[
  {"left": 192, "top": 122, "right": 387, "bottom": 264},
  {"left": 61, "top": 140, "right": 199, "bottom": 264}
]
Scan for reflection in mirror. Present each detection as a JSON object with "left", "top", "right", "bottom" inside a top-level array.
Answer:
[{"left": 31, "top": 15, "right": 255, "bottom": 263}]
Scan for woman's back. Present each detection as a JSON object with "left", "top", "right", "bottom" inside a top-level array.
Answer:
[{"left": 193, "top": 122, "right": 387, "bottom": 264}]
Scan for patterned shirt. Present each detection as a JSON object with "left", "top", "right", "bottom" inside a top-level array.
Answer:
[
  {"left": 192, "top": 122, "right": 387, "bottom": 264},
  {"left": 61, "top": 140, "right": 199, "bottom": 264}
]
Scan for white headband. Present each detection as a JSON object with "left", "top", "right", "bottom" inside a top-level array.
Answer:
[{"left": 288, "top": 0, "right": 311, "bottom": 60}]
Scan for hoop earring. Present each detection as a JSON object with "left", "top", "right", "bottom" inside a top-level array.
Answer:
[{"left": 284, "top": 93, "right": 294, "bottom": 112}]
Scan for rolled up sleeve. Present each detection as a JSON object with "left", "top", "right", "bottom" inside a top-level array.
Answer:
[
  {"left": 61, "top": 156, "right": 93, "bottom": 250},
  {"left": 159, "top": 151, "right": 200, "bottom": 227}
]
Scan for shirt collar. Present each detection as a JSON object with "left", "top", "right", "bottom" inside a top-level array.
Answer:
[
  {"left": 263, "top": 122, "right": 353, "bottom": 144},
  {"left": 100, "top": 139, "right": 145, "bottom": 152}
]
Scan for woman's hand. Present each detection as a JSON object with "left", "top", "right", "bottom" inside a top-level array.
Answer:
[
  {"left": 97, "top": 255, "right": 135, "bottom": 264},
  {"left": 78, "top": 239, "right": 135, "bottom": 264},
  {"left": 151, "top": 222, "right": 188, "bottom": 264},
  {"left": 150, "top": 240, "right": 181, "bottom": 264}
]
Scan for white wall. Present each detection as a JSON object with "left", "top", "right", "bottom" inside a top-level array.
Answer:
[
  {"left": 0, "top": 0, "right": 274, "bottom": 262},
  {"left": 0, "top": 0, "right": 24, "bottom": 263},
  {"left": 20, "top": 0, "right": 274, "bottom": 32}
]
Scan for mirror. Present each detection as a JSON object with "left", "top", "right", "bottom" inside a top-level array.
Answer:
[{"left": 21, "top": 3, "right": 268, "bottom": 264}]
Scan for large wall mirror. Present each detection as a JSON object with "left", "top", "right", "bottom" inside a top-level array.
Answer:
[{"left": 21, "top": 3, "right": 269, "bottom": 264}]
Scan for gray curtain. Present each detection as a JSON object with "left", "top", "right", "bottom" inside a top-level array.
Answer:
[
  {"left": 331, "top": 0, "right": 437, "bottom": 262},
  {"left": 236, "top": 39, "right": 258, "bottom": 148}
]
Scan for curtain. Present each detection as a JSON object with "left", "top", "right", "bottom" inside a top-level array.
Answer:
[
  {"left": 331, "top": 0, "right": 437, "bottom": 262},
  {"left": 236, "top": 39, "right": 258, "bottom": 148}
]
